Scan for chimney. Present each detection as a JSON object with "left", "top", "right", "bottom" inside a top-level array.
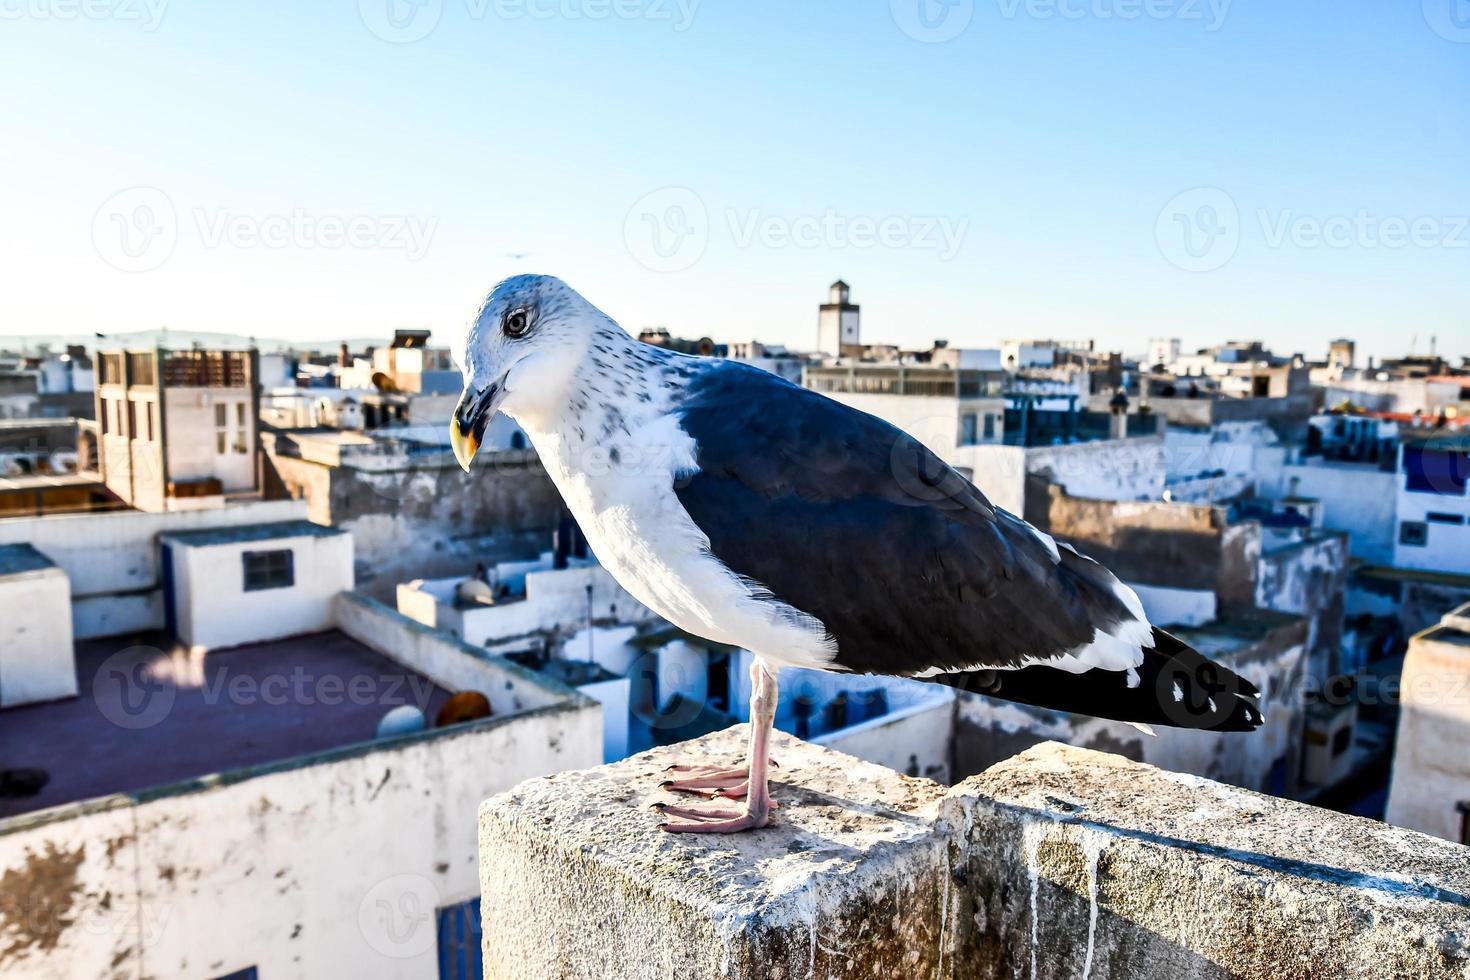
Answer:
[{"left": 339, "top": 343, "right": 351, "bottom": 368}]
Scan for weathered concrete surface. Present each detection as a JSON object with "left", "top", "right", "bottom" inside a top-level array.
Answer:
[
  {"left": 1255, "top": 530, "right": 1349, "bottom": 680},
  {"left": 947, "top": 743, "right": 1470, "bottom": 980},
  {"left": 482, "top": 733, "right": 1470, "bottom": 980},
  {"left": 478, "top": 726, "right": 954, "bottom": 980}
]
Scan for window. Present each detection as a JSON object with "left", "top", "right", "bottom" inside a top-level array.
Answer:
[
  {"left": 1403, "top": 446, "right": 1469, "bottom": 496},
  {"left": 215, "top": 403, "right": 228, "bottom": 454},
  {"left": 234, "top": 402, "right": 249, "bottom": 454},
  {"left": 436, "top": 898, "right": 482, "bottom": 980},
  {"left": 100, "top": 398, "right": 111, "bottom": 434},
  {"left": 213, "top": 970, "right": 257, "bottom": 980},
  {"left": 127, "top": 400, "right": 138, "bottom": 439},
  {"left": 959, "top": 413, "right": 978, "bottom": 446},
  {"left": 983, "top": 413, "right": 996, "bottom": 440},
  {"left": 1399, "top": 521, "right": 1428, "bottom": 547},
  {"left": 128, "top": 352, "right": 155, "bottom": 387},
  {"left": 1427, "top": 512, "right": 1465, "bottom": 525},
  {"left": 242, "top": 549, "right": 294, "bottom": 591}
]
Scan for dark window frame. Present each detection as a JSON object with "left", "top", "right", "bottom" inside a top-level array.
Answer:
[
  {"left": 959, "top": 413, "right": 978, "bottom": 446},
  {"left": 242, "top": 549, "right": 294, "bottom": 592},
  {"left": 1403, "top": 445, "right": 1470, "bottom": 496},
  {"left": 1399, "top": 521, "right": 1429, "bottom": 547}
]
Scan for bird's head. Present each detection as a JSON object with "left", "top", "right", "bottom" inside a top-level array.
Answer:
[{"left": 450, "top": 274, "right": 607, "bottom": 471}]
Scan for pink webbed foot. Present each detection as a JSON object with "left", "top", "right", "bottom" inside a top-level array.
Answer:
[
  {"left": 654, "top": 758, "right": 779, "bottom": 832},
  {"left": 653, "top": 799, "right": 773, "bottom": 834},
  {"left": 659, "top": 759, "right": 777, "bottom": 799}
]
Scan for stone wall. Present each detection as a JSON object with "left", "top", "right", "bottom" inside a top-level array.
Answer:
[
  {"left": 479, "top": 730, "right": 1470, "bottom": 980},
  {"left": 1027, "top": 485, "right": 1261, "bottom": 607},
  {"left": 264, "top": 447, "right": 565, "bottom": 600},
  {"left": 1022, "top": 433, "right": 1166, "bottom": 503}
]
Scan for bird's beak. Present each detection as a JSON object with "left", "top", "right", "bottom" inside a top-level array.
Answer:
[{"left": 450, "top": 380, "right": 504, "bottom": 473}]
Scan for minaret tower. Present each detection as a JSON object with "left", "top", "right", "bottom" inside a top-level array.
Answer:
[{"left": 817, "top": 280, "right": 860, "bottom": 357}]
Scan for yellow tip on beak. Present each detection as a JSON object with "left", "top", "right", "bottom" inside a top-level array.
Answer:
[{"left": 450, "top": 418, "right": 480, "bottom": 473}]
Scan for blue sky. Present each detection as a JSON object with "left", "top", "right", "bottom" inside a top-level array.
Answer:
[{"left": 1, "top": 0, "right": 1466, "bottom": 364}]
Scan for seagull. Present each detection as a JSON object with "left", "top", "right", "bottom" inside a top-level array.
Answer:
[{"left": 450, "top": 275, "right": 1264, "bottom": 834}]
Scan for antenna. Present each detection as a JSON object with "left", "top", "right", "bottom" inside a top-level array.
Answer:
[{"left": 585, "top": 582, "right": 594, "bottom": 663}]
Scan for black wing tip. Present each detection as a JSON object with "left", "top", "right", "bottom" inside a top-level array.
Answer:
[{"left": 1148, "top": 627, "right": 1266, "bottom": 733}]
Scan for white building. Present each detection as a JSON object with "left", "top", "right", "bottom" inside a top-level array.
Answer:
[
  {"left": 161, "top": 520, "right": 355, "bottom": 650},
  {"left": 1394, "top": 430, "right": 1470, "bottom": 575},
  {"left": 0, "top": 543, "right": 76, "bottom": 706},
  {"left": 93, "top": 348, "right": 260, "bottom": 513},
  {"left": 999, "top": 338, "right": 1093, "bottom": 372},
  {"left": 1386, "top": 603, "right": 1470, "bottom": 844},
  {"left": 1148, "top": 337, "right": 1182, "bottom": 371},
  {"left": 803, "top": 364, "right": 1007, "bottom": 466}
]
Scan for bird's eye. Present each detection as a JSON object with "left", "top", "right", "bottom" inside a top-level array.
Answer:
[{"left": 503, "top": 309, "right": 531, "bottom": 338}]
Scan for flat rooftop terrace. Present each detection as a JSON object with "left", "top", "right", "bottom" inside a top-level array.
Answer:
[
  {"left": 0, "top": 630, "right": 452, "bottom": 820},
  {"left": 1169, "top": 607, "right": 1303, "bottom": 658},
  {"left": 0, "top": 471, "right": 100, "bottom": 493}
]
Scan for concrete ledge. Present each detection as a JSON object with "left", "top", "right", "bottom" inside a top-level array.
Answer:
[
  {"left": 478, "top": 726, "right": 952, "bottom": 980},
  {"left": 479, "top": 732, "right": 1470, "bottom": 980},
  {"left": 948, "top": 742, "right": 1470, "bottom": 980}
]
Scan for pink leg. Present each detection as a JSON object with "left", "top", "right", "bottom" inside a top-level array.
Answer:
[{"left": 659, "top": 660, "right": 778, "bottom": 834}]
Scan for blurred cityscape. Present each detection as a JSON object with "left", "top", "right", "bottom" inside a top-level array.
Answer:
[{"left": 2, "top": 280, "right": 1469, "bottom": 976}]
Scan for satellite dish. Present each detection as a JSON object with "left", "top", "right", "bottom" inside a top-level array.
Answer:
[
  {"left": 376, "top": 705, "right": 427, "bottom": 738},
  {"left": 371, "top": 371, "right": 398, "bottom": 392},
  {"left": 456, "top": 578, "right": 496, "bottom": 606}
]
